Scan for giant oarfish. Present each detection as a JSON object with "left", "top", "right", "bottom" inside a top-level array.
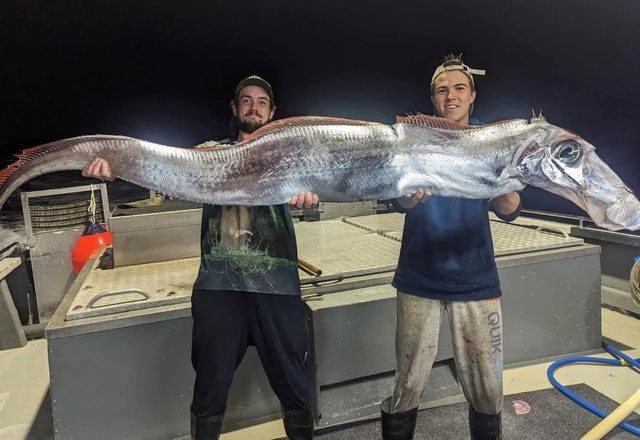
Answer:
[{"left": 0, "top": 114, "right": 638, "bottom": 231}]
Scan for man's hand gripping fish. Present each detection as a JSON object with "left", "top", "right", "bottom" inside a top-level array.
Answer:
[{"left": 0, "top": 113, "right": 638, "bottom": 231}]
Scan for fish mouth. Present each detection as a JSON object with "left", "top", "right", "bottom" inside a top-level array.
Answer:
[
  {"left": 581, "top": 157, "right": 640, "bottom": 231},
  {"left": 548, "top": 179, "right": 640, "bottom": 231},
  {"left": 576, "top": 187, "right": 640, "bottom": 231},
  {"left": 542, "top": 150, "right": 640, "bottom": 231},
  {"left": 602, "top": 191, "right": 640, "bottom": 231}
]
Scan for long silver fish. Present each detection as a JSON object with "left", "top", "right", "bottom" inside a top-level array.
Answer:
[{"left": 0, "top": 114, "right": 638, "bottom": 230}]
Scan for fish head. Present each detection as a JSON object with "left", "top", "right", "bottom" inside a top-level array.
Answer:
[{"left": 512, "top": 119, "right": 640, "bottom": 231}]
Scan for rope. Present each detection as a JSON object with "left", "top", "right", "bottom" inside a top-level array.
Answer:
[
  {"left": 631, "top": 258, "right": 640, "bottom": 308},
  {"left": 87, "top": 184, "right": 97, "bottom": 224}
]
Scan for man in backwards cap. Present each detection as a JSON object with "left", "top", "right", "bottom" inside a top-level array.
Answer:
[
  {"left": 379, "top": 55, "right": 521, "bottom": 440},
  {"left": 83, "top": 75, "right": 317, "bottom": 440}
]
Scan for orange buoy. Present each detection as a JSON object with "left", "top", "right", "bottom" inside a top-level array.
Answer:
[{"left": 71, "top": 223, "right": 112, "bottom": 273}]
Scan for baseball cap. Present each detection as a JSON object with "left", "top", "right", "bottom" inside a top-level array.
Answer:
[{"left": 234, "top": 75, "right": 274, "bottom": 104}]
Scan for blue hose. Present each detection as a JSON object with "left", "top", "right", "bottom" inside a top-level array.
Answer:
[{"left": 547, "top": 342, "right": 640, "bottom": 436}]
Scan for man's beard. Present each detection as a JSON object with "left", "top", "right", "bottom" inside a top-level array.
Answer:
[{"left": 234, "top": 115, "right": 266, "bottom": 134}]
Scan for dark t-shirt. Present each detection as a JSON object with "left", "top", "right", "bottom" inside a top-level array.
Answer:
[{"left": 191, "top": 138, "right": 300, "bottom": 295}]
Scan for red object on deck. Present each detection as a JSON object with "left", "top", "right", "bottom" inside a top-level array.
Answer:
[{"left": 71, "top": 230, "right": 112, "bottom": 274}]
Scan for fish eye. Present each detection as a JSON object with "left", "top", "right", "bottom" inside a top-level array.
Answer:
[{"left": 553, "top": 140, "right": 581, "bottom": 164}]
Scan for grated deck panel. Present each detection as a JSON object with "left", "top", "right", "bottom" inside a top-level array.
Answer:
[{"left": 65, "top": 213, "right": 582, "bottom": 319}]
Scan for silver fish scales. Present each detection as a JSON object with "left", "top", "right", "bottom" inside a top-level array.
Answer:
[{"left": 0, "top": 114, "right": 638, "bottom": 231}]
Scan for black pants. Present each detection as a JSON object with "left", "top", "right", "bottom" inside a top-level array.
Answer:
[{"left": 190, "top": 289, "right": 312, "bottom": 418}]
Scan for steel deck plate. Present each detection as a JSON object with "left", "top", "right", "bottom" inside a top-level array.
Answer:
[
  {"left": 66, "top": 218, "right": 402, "bottom": 319},
  {"left": 490, "top": 221, "right": 583, "bottom": 256},
  {"left": 343, "top": 213, "right": 584, "bottom": 256},
  {"left": 65, "top": 213, "right": 583, "bottom": 319},
  {"left": 66, "top": 257, "right": 200, "bottom": 320},
  {"left": 295, "top": 219, "right": 401, "bottom": 278}
]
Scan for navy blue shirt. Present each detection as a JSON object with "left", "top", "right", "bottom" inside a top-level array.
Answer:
[{"left": 391, "top": 118, "right": 520, "bottom": 301}]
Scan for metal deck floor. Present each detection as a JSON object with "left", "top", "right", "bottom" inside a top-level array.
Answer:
[{"left": 1, "top": 308, "right": 638, "bottom": 440}]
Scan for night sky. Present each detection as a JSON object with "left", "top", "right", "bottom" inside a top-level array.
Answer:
[{"left": 2, "top": 0, "right": 639, "bottom": 216}]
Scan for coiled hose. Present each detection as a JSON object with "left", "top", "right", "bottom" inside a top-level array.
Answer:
[{"left": 547, "top": 257, "right": 640, "bottom": 439}]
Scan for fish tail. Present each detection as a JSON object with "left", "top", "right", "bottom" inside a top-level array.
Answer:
[{"left": 0, "top": 136, "right": 116, "bottom": 210}]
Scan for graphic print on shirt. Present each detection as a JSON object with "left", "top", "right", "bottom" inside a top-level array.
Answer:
[
  {"left": 202, "top": 206, "right": 294, "bottom": 276},
  {"left": 194, "top": 204, "right": 300, "bottom": 295}
]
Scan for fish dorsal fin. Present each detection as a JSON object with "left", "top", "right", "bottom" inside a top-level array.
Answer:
[
  {"left": 396, "top": 113, "right": 475, "bottom": 130},
  {"left": 242, "top": 116, "right": 376, "bottom": 142},
  {"left": 0, "top": 136, "right": 120, "bottom": 187},
  {"left": 0, "top": 148, "right": 46, "bottom": 187}
]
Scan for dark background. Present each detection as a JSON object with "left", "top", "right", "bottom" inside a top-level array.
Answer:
[{"left": 1, "top": 0, "right": 638, "bottom": 216}]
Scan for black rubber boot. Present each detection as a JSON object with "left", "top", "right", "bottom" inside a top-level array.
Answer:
[
  {"left": 282, "top": 406, "right": 314, "bottom": 439},
  {"left": 468, "top": 406, "right": 502, "bottom": 440},
  {"left": 380, "top": 397, "right": 418, "bottom": 440},
  {"left": 190, "top": 412, "right": 224, "bottom": 440}
]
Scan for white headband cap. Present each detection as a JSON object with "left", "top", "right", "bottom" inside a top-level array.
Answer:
[{"left": 430, "top": 61, "right": 486, "bottom": 87}]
